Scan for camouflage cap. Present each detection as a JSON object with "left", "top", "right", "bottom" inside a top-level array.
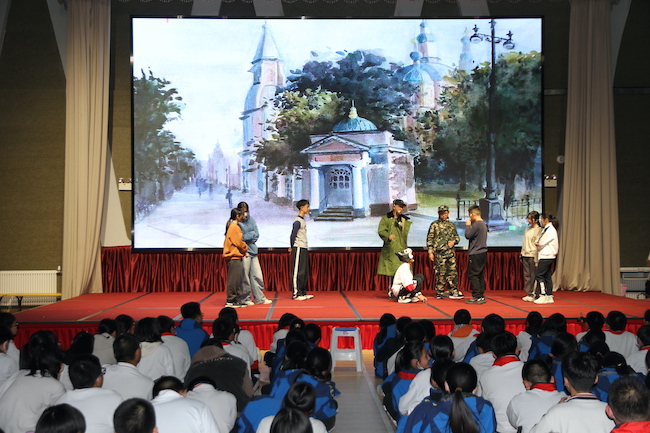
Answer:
[{"left": 438, "top": 205, "right": 450, "bottom": 213}]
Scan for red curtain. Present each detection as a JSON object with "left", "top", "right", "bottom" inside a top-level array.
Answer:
[{"left": 102, "top": 246, "right": 524, "bottom": 293}]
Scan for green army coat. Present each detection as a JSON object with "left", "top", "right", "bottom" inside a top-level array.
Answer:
[{"left": 377, "top": 213, "right": 412, "bottom": 276}]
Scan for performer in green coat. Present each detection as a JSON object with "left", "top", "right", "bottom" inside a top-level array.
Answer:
[{"left": 377, "top": 199, "right": 412, "bottom": 297}]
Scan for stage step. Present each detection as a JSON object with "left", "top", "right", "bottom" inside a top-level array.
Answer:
[{"left": 314, "top": 206, "right": 354, "bottom": 221}]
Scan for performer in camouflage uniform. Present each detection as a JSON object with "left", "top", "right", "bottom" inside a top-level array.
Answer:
[{"left": 426, "top": 205, "right": 463, "bottom": 299}]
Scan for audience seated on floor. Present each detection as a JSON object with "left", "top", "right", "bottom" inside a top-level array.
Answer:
[
  {"left": 373, "top": 313, "right": 397, "bottom": 379},
  {"left": 477, "top": 331, "right": 526, "bottom": 433},
  {"left": 545, "top": 332, "right": 577, "bottom": 394},
  {"left": 468, "top": 333, "right": 495, "bottom": 380},
  {"left": 113, "top": 398, "right": 157, "bottom": 433},
  {"left": 157, "top": 315, "right": 191, "bottom": 379},
  {"left": 60, "top": 331, "right": 95, "bottom": 391},
  {"left": 186, "top": 376, "right": 237, "bottom": 433},
  {"left": 374, "top": 316, "right": 412, "bottom": 379},
  {"left": 92, "top": 318, "right": 117, "bottom": 365},
  {"left": 135, "top": 317, "right": 175, "bottom": 381},
  {"left": 448, "top": 309, "right": 479, "bottom": 362},
  {"left": 528, "top": 313, "right": 567, "bottom": 361},
  {"left": 626, "top": 325, "right": 650, "bottom": 374},
  {"left": 0, "top": 313, "right": 20, "bottom": 365},
  {"left": 0, "top": 325, "right": 18, "bottom": 389},
  {"left": 398, "top": 358, "right": 454, "bottom": 417},
  {"left": 175, "top": 302, "right": 209, "bottom": 358},
  {"left": 102, "top": 333, "right": 154, "bottom": 400},
  {"left": 593, "top": 351, "right": 645, "bottom": 403},
  {"left": 269, "top": 407, "right": 313, "bottom": 433},
  {"left": 606, "top": 375, "right": 650, "bottom": 433},
  {"left": 576, "top": 311, "right": 606, "bottom": 343},
  {"left": 517, "top": 311, "right": 542, "bottom": 362},
  {"left": 386, "top": 321, "right": 425, "bottom": 377},
  {"left": 150, "top": 375, "right": 218, "bottom": 433},
  {"left": 530, "top": 351, "right": 615, "bottom": 433},
  {"left": 257, "top": 382, "right": 327, "bottom": 433},
  {"left": 219, "top": 307, "right": 261, "bottom": 373},
  {"left": 35, "top": 403, "right": 86, "bottom": 433},
  {"left": 604, "top": 311, "right": 637, "bottom": 358},
  {"left": 506, "top": 359, "right": 564, "bottom": 433},
  {"left": 463, "top": 313, "right": 505, "bottom": 363},
  {"left": 397, "top": 362, "right": 496, "bottom": 433},
  {"left": 0, "top": 330, "right": 66, "bottom": 433},
  {"left": 269, "top": 327, "right": 308, "bottom": 384},
  {"left": 56, "top": 354, "right": 123, "bottom": 433},
  {"left": 116, "top": 314, "right": 136, "bottom": 336},
  {"left": 212, "top": 317, "right": 252, "bottom": 369}
]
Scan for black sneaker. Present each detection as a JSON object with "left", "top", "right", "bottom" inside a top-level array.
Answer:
[
  {"left": 388, "top": 290, "right": 397, "bottom": 300},
  {"left": 436, "top": 292, "right": 449, "bottom": 300},
  {"left": 465, "top": 297, "right": 486, "bottom": 304}
]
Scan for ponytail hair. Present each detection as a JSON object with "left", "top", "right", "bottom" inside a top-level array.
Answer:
[
  {"left": 445, "top": 363, "right": 480, "bottom": 433},
  {"left": 282, "top": 341, "right": 309, "bottom": 371},
  {"left": 305, "top": 347, "right": 332, "bottom": 382},
  {"left": 540, "top": 212, "right": 559, "bottom": 230},
  {"left": 225, "top": 208, "right": 244, "bottom": 236}
]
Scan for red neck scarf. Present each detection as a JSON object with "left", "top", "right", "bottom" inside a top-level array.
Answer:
[
  {"left": 493, "top": 355, "right": 520, "bottom": 366},
  {"left": 531, "top": 383, "right": 557, "bottom": 392},
  {"left": 397, "top": 370, "right": 419, "bottom": 380}
]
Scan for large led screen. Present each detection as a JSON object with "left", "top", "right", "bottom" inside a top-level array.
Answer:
[{"left": 132, "top": 17, "right": 543, "bottom": 250}]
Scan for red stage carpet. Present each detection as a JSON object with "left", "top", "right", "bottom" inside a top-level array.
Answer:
[{"left": 14, "top": 290, "right": 648, "bottom": 351}]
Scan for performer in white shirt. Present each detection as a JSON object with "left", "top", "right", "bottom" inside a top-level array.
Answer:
[
  {"left": 158, "top": 315, "right": 191, "bottom": 379},
  {"left": 187, "top": 377, "right": 237, "bottom": 433},
  {"left": 151, "top": 376, "right": 219, "bottom": 433},
  {"left": 626, "top": 325, "right": 650, "bottom": 374},
  {"left": 102, "top": 333, "right": 154, "bottom": 400},
  {"left": 604, "top": 311, "right": 638, "bottom": 358},
  {"left": 506, "top": 359, "right": 564, "bottom": 433},
  {"left": 477, "top": 331, "right": 526, "bottom": 433},
  {"left": 390, "top": 248, "right": 427, "bottom": 304},
  {"left": 56, "top": 354, "right": 123, "bottom": 433},
  {"left": 530, "top": 352, "right": 615, "bottom": 433},
  {"left": 533, "top": 213, "right": 559, "bottom": 304}
]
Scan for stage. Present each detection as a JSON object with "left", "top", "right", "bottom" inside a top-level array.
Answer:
[{"left": 13, "top": 290, "right": 648, "bottom": 351}]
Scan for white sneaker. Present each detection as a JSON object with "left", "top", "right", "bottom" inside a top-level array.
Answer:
[
  {"left": 533, "top": 295, "right": 552, "bottom": 304},
  {"left": 304, "top": 294, "right": 314, "bottom": 299},
  {"left": 244, "top": 301, "right": 255, "bottom": 306},
  {"left": 522, "top": 295, "right": 535, "bottom": 302},
  {"left": 449, "top": 292, "right": 464, "bottom": 300},
  {"left": 259, "top": 299, "right": 273, "bottom": 305},
  {"left": 397, "top": 297, "right": 411, "bottom": 304},
  {"left": 293, "top": 295, "right": 308, "bottom": 301},
  {"left": 545, "top": 295, "right": 554, "bottom": 303},
  {"left": 409, "top": 297, "right": 420, "bottom": 303}
]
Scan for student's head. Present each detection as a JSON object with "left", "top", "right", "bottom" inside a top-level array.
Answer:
[
  {"left": 445, "top": 363, "right": 480, "bottom": 433},
  {"left": 396, "top": 340, "right": 428, "bottom": 372},
  {"left": 98, "top": 318, "right": 117, "bottom": 336},
  {"left": 66, "top": 331, "right": 94, "bottom": 359},
  {"left": 540, "top": 212, "right": 558, "bottom": 228},
  {"left": 637, "top": 325, "right": 650, "bottom": 347},
  {"left": 379, "top": 313, "right": 396, "bottom": 329},
  {"left": 585, "top": 311, "right": 606, "bottom": 331},
  {"left": 522, "top": 359, "right": 552, "bottom": 388},
  {"left": 283, "top": 341, "right": 309, "bottom": 370},
  {"left": 135, "top": 317, "right": 163, "bottom": 343},
  {"left": 491, "top": 331, "right": 518, "bottom": 358},
  {"left": 113, "top": 333, "right": 141, "bottom": 364},
  {"left": 296, "top": 199, "right": 310, "bottom": 211},
  {"left": 527, "top": 211, "right": 540, "bottom": 226},
  {"left": 289, "top": 318, "right": 305, "bottom": 330},
  {"left": 395, "top": 316, "right": 413, "bottom": 333},
  {"left": 581, "top": 329, "right": 606, "bottom": 347},
  {"left": 157, "top": 315, "right": 175, "bottom": 334},
  {"left": 430, "top": 358, "right": 455, "bottom": 390},
  {"left": 606, "top": 311, "right": 627, "bottom": 332},
  {"left": 237, "top": 201, "right": 249, "bottom": 213},
  {"left": 180, "top": 302, "right": 203, "bottom": 321},
  {"left": 303, "top": 323, "right": 322, "bottom": 345},
  {"left": 0, "top": 312, "right": 17, "bottom": 336},
  {"left": 586, "top": 340, "right": 610, "bottom": 365},
  {"left": 540, "top": 313, "right": 567, "bottom": 335},
  {"left": 0, "top": 325, "right": 13, "bottom": 352},
  {"left": 230, "top": 207, "right": 244, "bottom": 221},
  {"left": 283, "top": 382, "right": 316, "bottom": 414},
  {"left": 284, "top": 328, "right": 308, "bottom": 347},
  {"left": 644, "top": 309, "right": 650, "bottom": 326},
  {"left": 152, "top": 376, "right": 186, "bottom": 398},
  {"left": 116, "top": 314, "right": 136, "bottom": 335},
  {"left": 606, "top": 375, "right": 650, "bottom": 424},
  {"left": 218, "top": 307, "right": 240, "bottom": 325},
  {"left": 562, "top": 351, "right": 600, "bottom": 393},
  {"left": 35, "top": 404, "right": 86, "bottom": 433},
  {"left": 481, "top": 314, "right": 505, "bottom": 336},
  {"left": 525, "top": 311, "right": 543, "bottom": 335},
  {"left": 277, "top": 313, "right": 299, "bottom": 331},
  {"left": 27, "top": 330, "right": 63, "bottom": 378},
  {"left": 468, "top": 204, "right": 481, "bottom": 218},
  {"left": 474, "top": 333, "right": 492, "bottom": 354},
  {"left": 418, "top": 319, "right": 436, "bottom": 342},
  {"left": 212, "top": 317, "right": 237, "bottom": 342},
  {"left": 402, "top": 321, "right": 425, "bottom": 343},
  {"left": 69, "top": 354, "right": 103, "bottom": 390},
  {"left": 270, "top": 407, "right": 313, "bottom": 433},
  {"left": 549, "top": 332, "right": 577, "bottom": 358},
  {"left": 453, "top": 309, "right": 471, "bottom": 325},
  {"left": 305, "top": 347, "right": 332, "bottom": 381},
  {"left": 114, "top": 398, "right": 157, "bottom": 433},
  {"left": 602, "top": 351, "right": 635, "bottom": 376},
  {"left": 430, "top": 335, "right": 454, "bottom": 360}
]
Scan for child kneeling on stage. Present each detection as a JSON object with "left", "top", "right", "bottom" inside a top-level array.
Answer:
[{"left": 390, "top": 248, "right": 427, "bottom": 304}]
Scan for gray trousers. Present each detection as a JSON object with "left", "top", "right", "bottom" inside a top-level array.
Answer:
[
  {"left": 521, "top": 256, "right": 537, "bottom": 295},
  {"left": 241, "top": 255, "right": 267, "bottom": 303}
]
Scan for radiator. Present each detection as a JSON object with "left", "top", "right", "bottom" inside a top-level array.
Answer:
[{"left": 0, "top": 270, "right": 59, "bottom": 307}]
